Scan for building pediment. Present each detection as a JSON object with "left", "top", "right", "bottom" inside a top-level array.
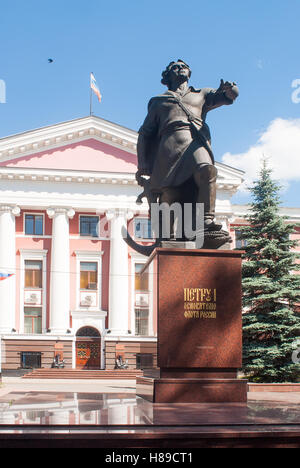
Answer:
[
  {"left": 0, "top": 138, "right": 137, "bottom": 174},
  {"left": 0, "top": 116, "right": 138, "bottom": 171}
]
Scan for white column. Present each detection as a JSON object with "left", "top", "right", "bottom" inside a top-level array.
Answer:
[
  {"left": 47, "top": 207, "right": 75, "bottom": 334},
  {"left": 0, "top": 205, "right": 20, "bottom": 333},
  {"left": 107, "top": 209, "right": 133, "bottom": 336}
]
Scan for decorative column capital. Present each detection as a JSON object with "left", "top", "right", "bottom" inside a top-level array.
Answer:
[
  {"left": 0, "top": 205, "right": 20, "bottom": 216},
  {"left": 46, "top": 207, "right": 75, "bottom": 219},
  {"left": 106, "top": 208, "right": 134, "bottom": 221},
  {"left": 126, "top": 210, "right": 135, "bottom": 221}
]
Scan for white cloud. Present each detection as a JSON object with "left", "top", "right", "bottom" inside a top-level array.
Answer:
[{"left": 222, "top": 118, "right": 300, "bottom": 192}]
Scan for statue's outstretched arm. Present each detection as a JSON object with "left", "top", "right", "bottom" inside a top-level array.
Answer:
[
  {"left": 217, "top": 79, "right": 239, "bottom": 101},
  {"left": 204, "top": 81, "right": 239, "bottom": 111}
]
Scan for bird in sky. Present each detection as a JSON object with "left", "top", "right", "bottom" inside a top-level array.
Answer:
[{"left": 48, "top": 58, "right": 54, "bottom": 63}]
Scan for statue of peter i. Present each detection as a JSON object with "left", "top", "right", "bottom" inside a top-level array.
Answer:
[{"left": 136, "top": 59, "right": 239, "bottom": 237}]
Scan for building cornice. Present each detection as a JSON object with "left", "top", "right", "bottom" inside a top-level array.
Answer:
[
  {"left": 0, "top": 116, "right": 244, "bottom": 192},
  {"left": 231, "top": 204, "right": 300, "bottom": 222},
  {"left": 0, "top": 164, "right": 242, "bottom": 193},
  {"left": 0, "top": 166, "right": 139, "bottom": 186}
]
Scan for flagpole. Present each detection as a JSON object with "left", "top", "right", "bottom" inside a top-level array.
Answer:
[{"left": 89, "top": 72, "right": 93, "bottom": 116}]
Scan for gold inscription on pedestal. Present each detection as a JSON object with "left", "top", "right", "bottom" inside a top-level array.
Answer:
[{"left": 183, "top": 288, "right": 217, "bottom": 319}]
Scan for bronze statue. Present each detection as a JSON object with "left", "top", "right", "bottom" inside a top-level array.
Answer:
[{"left": 124, "top": 59, "right": 239, "bottom": 255}]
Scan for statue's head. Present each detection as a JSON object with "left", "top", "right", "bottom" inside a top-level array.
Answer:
[{"left": 161, "top": 59, "right": 191, "bottom": 88}]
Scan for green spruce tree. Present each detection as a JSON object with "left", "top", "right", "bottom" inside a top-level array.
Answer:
[{"left": 237, "top": 160, "right": 300, "bottom": 382}]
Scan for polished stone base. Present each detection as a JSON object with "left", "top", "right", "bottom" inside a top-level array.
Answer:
[
  {"left": 160, "top": 240, "right": 196, "bottom": 249},
  {"left": 0, "top": 389, "right": 300, "bottom": 447},
  {"left": 136, "top": 370, "right": 248, "bottom": 403},
  {"left": 160, "top": 232, "right": 232, "bottom": 250}
]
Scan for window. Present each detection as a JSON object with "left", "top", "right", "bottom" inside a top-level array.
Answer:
[
  {"left": 80, "top": 262, "right": 98, "bottom": 290},
  {"left": 135, "top": 309, "right": 149, "bottom": 336},
  {"left": 135, "top": 263, "right": 149, "bottom": 291},
  {"left": 235, "top": 230, "right": 248, "bottom": 249},
  {"left": 134, "top": 218, "right": 152, "bottom": 239},
  {"left": 20, "top": 351, "right": 42, "bottom": 368},
  {"left": 75, "top": 252, "right": 103, "bottom": 310},
  {"left": 80, "top": 216, "right": 99, "bottom": 237},
  {"left": 134, "top": 263, "right": 149, "bottom": 335},
  {"left": 24, "top": 261, "right": 43, "bottom": 334},
  {"left": 21, "top": 251, "right": 47, "bottom": 336},
  {"left": 24, "top": 307, "right": 42, "bottom": 334},
  {"left": 136, "top": 353, "right": 153, "bottom": 369},
  {"left": 25, "top": 214, "right": 43, "bottom": 235},
  {"left": 25, "top": 260, "right": 42, "bottom": 288}
]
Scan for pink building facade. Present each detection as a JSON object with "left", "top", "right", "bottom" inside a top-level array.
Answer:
[{"left": 0, "top": 116, "right": 299, "bottom": 371}]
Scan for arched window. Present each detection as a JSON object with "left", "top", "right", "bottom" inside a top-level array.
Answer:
[{"left": 76, "top": 326, "right": 100, "bottom": 337}]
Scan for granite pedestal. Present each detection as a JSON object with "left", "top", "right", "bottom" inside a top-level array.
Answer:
[{"left": 136, "top": 248, "right": 247, "bottom": 403}]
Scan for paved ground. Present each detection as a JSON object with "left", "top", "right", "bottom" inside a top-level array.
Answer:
[
  {"left": 248, "top": 391, "right": 300, "bottom": 403},
  {"left": 1, "top": 375, "right": 300, "bottom": 404},
  {"left": 0, "top": 376, "right": 300, "bottom": 448},
  {"left": 0, "top": 376, "right": 137, "bottom": 397}
]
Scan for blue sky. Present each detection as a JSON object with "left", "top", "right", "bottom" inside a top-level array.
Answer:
[{"left": 0, "top": 0, "right": 300, "bottom": 206}]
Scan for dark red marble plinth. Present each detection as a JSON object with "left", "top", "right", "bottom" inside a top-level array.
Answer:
[
  {"left": 136, "top": 248, "right": 247, "bottom": 403},
  {"left": 136, "top": 376, "right": 247, "bottom": 403}
]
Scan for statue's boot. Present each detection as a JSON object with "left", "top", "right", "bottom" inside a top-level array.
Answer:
[
  {"left": 159, "top": 186, "right": 183, "bottom": 240},
  {"left": 194, "top": 164, "right": 222, "bottom": 232}
]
